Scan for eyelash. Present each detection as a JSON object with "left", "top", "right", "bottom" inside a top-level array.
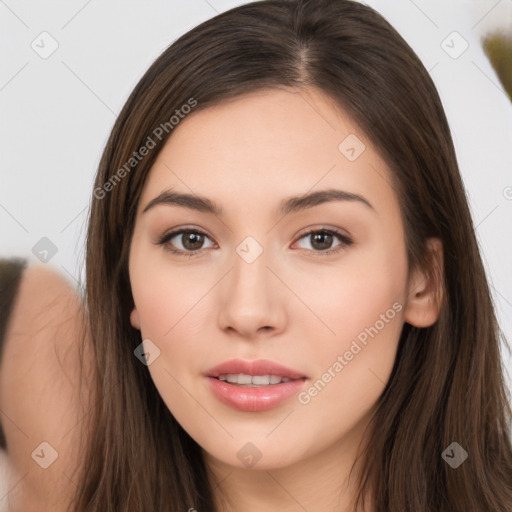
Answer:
[{"left": 155, "top": 226, "right": 353, "bottom": 258}]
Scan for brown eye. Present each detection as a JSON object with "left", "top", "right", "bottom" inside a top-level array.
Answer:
[
  {"left": 309, "top": 232, "right": 334, "bottom": 250},
  {"left": 156, "top": 228, "right": 215, "bottom": 256},
  {"left": 295, "top": 228, "right": 353, "bottom": 255},
  {"left": 180, "top": 232, "right": 205, "bottom": 251}
]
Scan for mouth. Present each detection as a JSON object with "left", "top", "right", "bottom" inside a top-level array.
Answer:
[
  {"left": 213, "top": 373, "right": 302, "bottom": 387},
  {"left": 204, "top": 359, "right": 308, "bottom": 412},
  {"left": 205, "top": 358, "right": 308, "bottom": 381}
]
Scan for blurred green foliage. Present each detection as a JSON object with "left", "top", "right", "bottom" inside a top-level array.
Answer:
[{"left": 482, "top": 32, "right": 512, "bottom": 102}]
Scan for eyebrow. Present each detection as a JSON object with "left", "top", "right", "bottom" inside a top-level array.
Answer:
[{"left": 142, "top": 188, "right": 375, "bottom": 217}]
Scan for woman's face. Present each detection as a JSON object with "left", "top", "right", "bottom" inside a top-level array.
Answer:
[{"left": 128, "top": 86, "right": 422, "bottom": 473}]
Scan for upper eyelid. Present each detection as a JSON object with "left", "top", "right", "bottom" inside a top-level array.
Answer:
[
  {"left": 160, "top": 225, "right": 349, "bottom": 238},
  {"left": 295, "top": 225, "right": 351, "bottom": 239}
]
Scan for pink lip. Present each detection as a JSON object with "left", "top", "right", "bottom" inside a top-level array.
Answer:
[
  {"left": 205, "top": 358, "right": 308, "bottom": 412},
  {"left": 205, "top": 358, "right": 307, "bottom": 380},
  {"left": 206, "top": 377, "right": 307, "bottom": 412}
]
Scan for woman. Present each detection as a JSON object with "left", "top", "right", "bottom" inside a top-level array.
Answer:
[{"left": 3, "top": 0, "right": 512, "bottom": 510}]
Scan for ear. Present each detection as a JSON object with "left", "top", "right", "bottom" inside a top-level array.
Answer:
[
  {"left": 404, "top": 238, "right": 444, "bottom": 328},
  {"left": 130, "top": 306, "right": 141, "bottom": 330}
]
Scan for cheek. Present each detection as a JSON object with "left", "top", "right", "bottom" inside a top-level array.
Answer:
[
  {"left": 298, "top": 235, "right": 408, "bottom": 349},
  {"left": 129, "top": 260, "right": 210, "bottom": 422},
  {"left": 130, "top": 247, "right": 213, "bottom": 341},
  {"left": 294, "top": 235, "right": 408, "bottom": 406},
  {"left": 129, "top": 249, "right": 214, "bottom": 401}
]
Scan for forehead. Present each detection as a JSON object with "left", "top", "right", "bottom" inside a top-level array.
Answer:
[{"left": 137, "top": 87, "right": 397, "bottom": 219}]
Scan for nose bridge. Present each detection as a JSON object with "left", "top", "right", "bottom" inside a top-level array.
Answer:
[
  {"left": 217, "top": 235, "right": 285, "bottom": 335},
  {"left": 230, "top": 236, "right": 274, "bottom": 306}
]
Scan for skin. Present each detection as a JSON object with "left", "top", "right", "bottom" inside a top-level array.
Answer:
[
  {"left": 129, "top": 86, "right": 443, "bottom": 511},
  {"left": 0, "top": 265, "right": 93, "bottom": 512}
]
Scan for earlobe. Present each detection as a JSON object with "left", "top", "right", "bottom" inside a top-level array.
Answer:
[
  {"left": 130, "top": 307, "right": 141, "bottom": 330},
  {"left": 404, "top": 238, "right": 444, "bottom": 328}
]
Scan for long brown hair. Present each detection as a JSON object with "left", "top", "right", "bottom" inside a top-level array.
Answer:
[{"left": 73, "top": 0, "right": 512, "bottom": 510}]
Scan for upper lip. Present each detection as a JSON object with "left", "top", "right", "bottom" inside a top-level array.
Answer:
[{"left": 205, "top": 358, "right": 308, "bottom": 380}]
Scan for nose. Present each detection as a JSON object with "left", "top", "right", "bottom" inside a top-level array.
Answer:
[{"left": 217, "top": 245, "right": 287, "bottom": 339}]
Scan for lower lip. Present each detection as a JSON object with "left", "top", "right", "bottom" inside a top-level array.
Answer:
[{"left": 206, "top": 376, "right": 308, "bottom": 412}]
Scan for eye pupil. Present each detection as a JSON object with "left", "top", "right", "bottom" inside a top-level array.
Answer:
[{"left": 311, "top": 232, "right": 333, "bottom": 250}]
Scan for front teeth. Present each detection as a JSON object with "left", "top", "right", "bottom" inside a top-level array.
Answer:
[{"left": 218, "top": 374, "right": 292, "bottom": 386}]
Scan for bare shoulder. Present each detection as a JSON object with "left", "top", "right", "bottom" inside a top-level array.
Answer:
[{"left": 0, "top": 264, "right": 94, "bottom": 511}]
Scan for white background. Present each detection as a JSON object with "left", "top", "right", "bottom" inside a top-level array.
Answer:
[{"left": 1, "top": 0, "right": 511, "bottom": 495}]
